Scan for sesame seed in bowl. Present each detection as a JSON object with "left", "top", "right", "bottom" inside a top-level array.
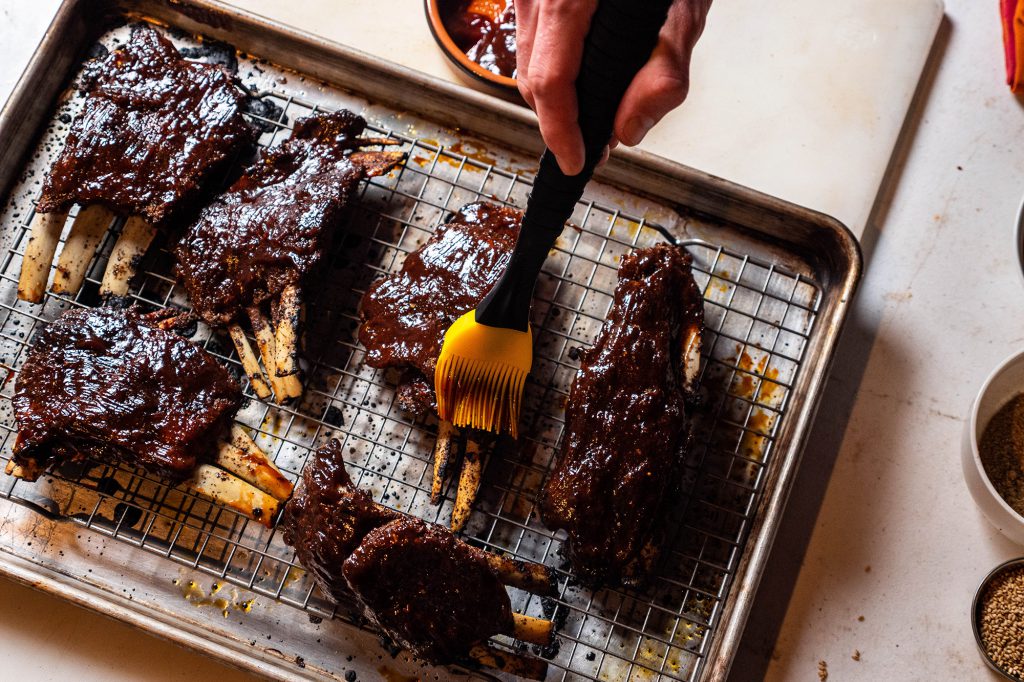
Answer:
[{"left": 974, "top": 558, "right": 1024, "bottom": 680}]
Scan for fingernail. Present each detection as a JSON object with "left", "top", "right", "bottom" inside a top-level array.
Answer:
[{"left": 622, "top": 115, "right": 655, "bottom": 146}]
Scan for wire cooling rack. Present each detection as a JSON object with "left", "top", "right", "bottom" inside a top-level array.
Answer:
[{"left": 0, "top": 31, "right": 820, "bottom": 682}]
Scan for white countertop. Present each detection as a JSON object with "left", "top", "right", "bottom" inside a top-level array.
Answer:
[
  {"left": 0, "top": 0, "right": 1019, "bottom": 680},
  {"left": 757, "top": 2, "right": 1024, "bottom": 679},
  {"left": 210, "top": 0, "right": 944, "bottom": 239}
]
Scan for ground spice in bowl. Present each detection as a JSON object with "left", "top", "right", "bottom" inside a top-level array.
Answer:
[
  {"left": 979, "top": 563, "right": 1024, "bottom": 679},
  {"left": 980, "top": 394, "right": 1024, "bottom": 515}
]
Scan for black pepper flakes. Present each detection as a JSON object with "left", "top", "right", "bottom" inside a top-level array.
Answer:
[{"left": 980, "top": 394, "right": 1024, "bottom": 515}]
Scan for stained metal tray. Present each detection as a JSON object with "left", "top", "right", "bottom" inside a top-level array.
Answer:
[{"left": 0, "top": 1, "right": 861, "bottom": 681}]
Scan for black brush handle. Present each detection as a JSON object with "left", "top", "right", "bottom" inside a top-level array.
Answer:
[{"left": 475, "top": 0, "right": 674, "bottom": 331}]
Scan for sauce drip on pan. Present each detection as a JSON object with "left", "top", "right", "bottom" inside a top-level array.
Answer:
[{"left": 439, "top": 0, "right": 517, "bottom": 78}]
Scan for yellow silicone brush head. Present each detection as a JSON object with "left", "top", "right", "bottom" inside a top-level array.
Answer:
[{"left": 434, "top": 310, "right": 532, "bottom": 437}]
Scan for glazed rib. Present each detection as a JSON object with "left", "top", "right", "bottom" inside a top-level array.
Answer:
[
  {"left": 343, "top": 516, "right": 515, "bottom": 663},
  {"left": 282, "top": 440, "right": 554, "bottom": 669},
  {"left": 12, "top": 306, "right": 241, "bottom": 480},
  {"left": 175, "top": 110, "right": 402, "bottom": 328},
  {"left": 37, "top": 24, "right": 256, "bottom": 227},
  {"left": 357, "top": 202, "right": 521, "bottom": 530},
  {"left": 358, "top": 202, "right": 521, "bottom": 416},
  {"left": 539, "top": 244, "right": 704, "bottom": 587},
  {"left": 282, "top": 439, "right": 401, "bottom": 604},
  {"left": 174, "top": 110, "right": 403, "bottom": 403}
]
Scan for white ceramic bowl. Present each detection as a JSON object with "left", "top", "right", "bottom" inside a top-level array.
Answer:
[
  {"left": 1015, "top": 192, "right": 1024, "bottom": 288},
  {"left": 963, "top": 349, "right": 1024, "bottom": 545},
  {"left": 1016, "top": 194, "right": 1024, "bottom": 291}
]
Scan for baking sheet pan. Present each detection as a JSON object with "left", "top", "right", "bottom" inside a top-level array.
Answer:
[{"left": 0, "top": 2, "right": 861, "bottom": 680}]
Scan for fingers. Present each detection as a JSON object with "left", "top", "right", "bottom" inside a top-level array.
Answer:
[
  {"left": 517, "top": 0, "right": 710, "bottom": 165},
  {"left": 614, "top": 45, "right": 688, "bottom": 147},
  {"left": 614, "top": 0, "right": 711, "bottom": 147},
  {"left": 595, "top": 136, "right": 621, "bottom": 167},
  {"left": 514, "top": 0, "right": 537, "bottom": 107},
  {"left": 515, "top": 0, "right": 597, "bottom": 175}
]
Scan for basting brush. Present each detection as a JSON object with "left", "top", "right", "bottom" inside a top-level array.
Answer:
[{"left": 434, "top": 0, "right": 674, "bottom": 437}]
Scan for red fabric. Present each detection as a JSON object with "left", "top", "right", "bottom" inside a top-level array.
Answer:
[{"left": 1003, "top": 0, "right": 1017, "bottom": 86}]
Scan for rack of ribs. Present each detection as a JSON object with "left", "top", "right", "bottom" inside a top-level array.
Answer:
[
  {"left": 358, "top": 202, "right": 521, "bottom": 529},
  {"left": 19, "top": 24, "right": 257, "bottom": 302},
  {"left": 175, "top": 110, "right": 404, "bottom": 404},
  {"left": 8, "top": 306, "right": 293, "bottom": 526},
  {"left": 283, "top": 439, "right": 554, "bottom": 679},
  {"left": 539, "top": 244, "right": 704, "bottom": 587}
]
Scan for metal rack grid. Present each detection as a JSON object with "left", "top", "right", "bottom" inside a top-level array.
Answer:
[{"left": 0, "top": 41, "right": 821, "bottom": 682}]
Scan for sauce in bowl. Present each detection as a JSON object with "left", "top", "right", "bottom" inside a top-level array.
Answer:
[{"left": 439, "top": 0, "right": 517, "bottom": 79}]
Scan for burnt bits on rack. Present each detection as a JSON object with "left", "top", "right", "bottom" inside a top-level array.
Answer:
[{"left": 0, "top": 23, "right": 821, "bottom": 682}]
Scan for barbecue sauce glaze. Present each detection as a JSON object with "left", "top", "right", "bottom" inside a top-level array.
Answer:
[
  {"left": 282, "top": 440, "right": 515, "bottom": 664},
  {"left": 344, "top": 516, "right": 514, "bottom": 663},
  {"left": 282, "top": 439, "right": 401, "bottom": 604},
  {"left": 440, "top": 0, "right": 517, "bottom": 78},
  {"left": 38, "top": 25, "right": 256, "bottom": 228},
  {"left": 359, "top": 202, "right": 521, "bottom": 415},
  {"left": 175, "top": 111, "right": 403, "bottom": 326},
  {"left": 540, "top": 244, "right": 704, "bottom": 587},
  {"left": 13, "top": 307, "right": 241, "bottom": 479}
]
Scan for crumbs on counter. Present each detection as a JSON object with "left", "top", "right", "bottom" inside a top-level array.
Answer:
[
  {"left": 980, "top": 564, "right": 1024, "bottom": 677},
  {"left": 980, "top": 394, "right": 1024, "bottom": 514}
]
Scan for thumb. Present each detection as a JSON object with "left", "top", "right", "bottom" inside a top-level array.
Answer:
[
  {"left": 613, "top": 0, "right": 709, "bottom": 147},
  {"left": 613, "top": 43, "right": 690, "bottom": 147}
]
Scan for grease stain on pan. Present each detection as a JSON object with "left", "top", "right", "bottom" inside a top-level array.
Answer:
[
  {"left": 377, "top": 666, "right": 419, "bottom": 682},
  {"left": 173, "top": 576, "right": 257, "bottom": 618}
]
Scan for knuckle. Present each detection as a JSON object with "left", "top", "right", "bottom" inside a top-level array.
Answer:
[
  {"left": 529, "top": 69, "right": 569, "bottom": 97},
  {"left": 647, "top": 70, "right": 689, "bottom": 108},
  {"left": 634, "top": 73, "right": 692, "bottom": 114},
  {"left": 554, "top": 0, "right": 597, "bottom": 18},
  {"left": 660, "top": 77, "right": 689, "bottom": 107}
]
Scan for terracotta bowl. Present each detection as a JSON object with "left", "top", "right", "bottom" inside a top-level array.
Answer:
[{"left": 424, "top": 0, "right": 518, "bottom": 92}]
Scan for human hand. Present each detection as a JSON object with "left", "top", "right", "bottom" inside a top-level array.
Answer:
[{"left": 514, "top": 0, "right": 712, "bottom": 175}]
